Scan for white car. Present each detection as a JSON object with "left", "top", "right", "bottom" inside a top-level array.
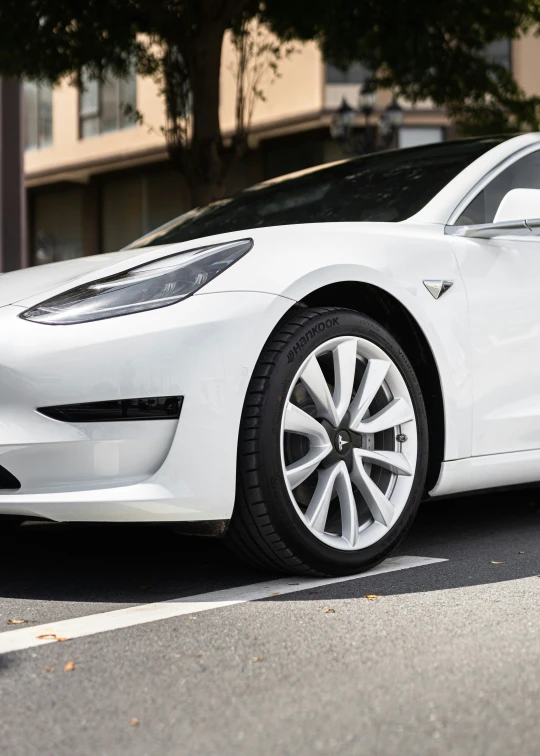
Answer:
[{"left": 1, "top": 132, "right": 540, "bottom": 575}]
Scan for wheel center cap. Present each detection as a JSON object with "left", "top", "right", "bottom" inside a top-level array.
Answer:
[{"left": 334, "top": 429, "right": 352, "bottom": 456}]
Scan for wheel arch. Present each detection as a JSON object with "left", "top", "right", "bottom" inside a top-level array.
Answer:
[{"left": 297, "top": 281, "right": 445, "bottom": 492}]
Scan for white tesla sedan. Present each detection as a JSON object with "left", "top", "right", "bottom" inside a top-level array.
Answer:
[{"left": 1, "top": 132, "right": 540, "bottom": 575}]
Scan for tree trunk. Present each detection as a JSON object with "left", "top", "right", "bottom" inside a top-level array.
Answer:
[{"left": 185, "top": 22, "right": 228, "bottom": 208}]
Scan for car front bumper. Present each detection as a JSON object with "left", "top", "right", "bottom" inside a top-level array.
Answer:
[{"left": 0, "top": 291, "right": 292, "bottom": 522}]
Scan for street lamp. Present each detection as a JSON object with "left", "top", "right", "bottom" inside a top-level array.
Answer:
[
  {"left": 379, "top": 98, "right": 404, "bottom": 139},
  {"left": 359, "top": 79, "right": 377, "bottom": 117},
  {"left": 330, "top": 98, "right": 356, "bottom": 141},
  {"left": 358, "top": 79, "right": 377, "bottom": 152},
  {"left": 330, "top": 81, "right": 405, "bottom": 155}
]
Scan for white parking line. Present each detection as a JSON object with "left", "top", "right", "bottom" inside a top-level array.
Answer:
[{"left": 0, "top": 555, "right": 445, "bottom": 655}]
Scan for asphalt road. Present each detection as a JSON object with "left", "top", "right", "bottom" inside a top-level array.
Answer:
[{"left": 2, "top": 488, "right": 540, "bottom": 756}]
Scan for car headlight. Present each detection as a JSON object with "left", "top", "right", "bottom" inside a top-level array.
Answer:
[{"left": 20, "top": 238, "right": 253, "bottom": 325}]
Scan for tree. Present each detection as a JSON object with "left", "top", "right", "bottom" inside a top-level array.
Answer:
[
  {"left": 261, "top": 0, "right": 540, "bottom": 133},
  {"left": 1, "top": 0, "right": 540, "bottom": 207}
]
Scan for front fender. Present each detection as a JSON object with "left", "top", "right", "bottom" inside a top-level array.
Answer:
[{"left": 203, "top": 222, "right": 472, "bottom": 461}]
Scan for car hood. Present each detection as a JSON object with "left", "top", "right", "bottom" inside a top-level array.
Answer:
[
  {"left": 0, "top": 248, "right": 159, "bottom": 308},
  {"left": 0, "top": 228, "right": 267, "bottom": 308},
  {"left": 0, "top": 221, "right": 415, "bottom": 309},
  {"left": 0, "top": 228, "right": 269, "bottom": 308}
]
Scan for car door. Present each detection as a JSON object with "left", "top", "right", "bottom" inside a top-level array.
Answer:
[{"left": 447, "top": 147, "right": 540, "bottom": 457}]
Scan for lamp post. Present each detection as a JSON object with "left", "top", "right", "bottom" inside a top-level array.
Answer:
[
  {"left": 329, "top": 98, "right": 356, "bottom": 142},
  {"left": 379, "top": 98, "right": 405, "bottom": 143},
  {"left": 358, "top": 79, "right": 377, "bottom": 153},
  {"left": 330, "top": 79, "right": 404, "bottom": 155}
]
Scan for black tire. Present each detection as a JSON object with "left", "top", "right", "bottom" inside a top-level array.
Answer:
[{"left": 226, "top": 306, "right": 429, "bottom": 576}]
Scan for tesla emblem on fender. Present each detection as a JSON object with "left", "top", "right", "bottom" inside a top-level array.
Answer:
[{"left": 423, "top": 280, "right": 454, "bottom": 299}]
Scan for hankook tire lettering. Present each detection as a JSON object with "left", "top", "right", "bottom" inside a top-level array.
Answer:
[{"left": 287, "top": 317, "right": 339, "bottom": 362}]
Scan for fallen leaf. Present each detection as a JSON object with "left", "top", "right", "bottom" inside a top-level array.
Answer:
[
  {"left": 188, "top": 616, "right": 197, "bottom": 620},
  {"left": 364, "top": 594, "right": 381, "bottom": 601},
  {"left": 288, "top": 583, "right": 300, "bottom": 586},
  {"left": 7, "top": 619, "right": 27, "bottom": 625},
  {"left": 251, "top": 657, "right": 264, "bottom": 663},
  {"left": 519, "top": 551, "right": 525, "bottom": 555},
  {"left": 131, "top": 718, "right": 139, "bottom": 727},
  {"left": 309, "top": 590, "right": 319, "bottom": 595},
  {"left": 270, "top": 591, "right": 280, "bottom": 596},
  {"left": 37, "top": 633, "right": 68, "bottom": 642},
  {"left": 323, "top": 607, "right": 336, "bottom": 614},
  {"left": 491, "top": 561, "right": 505, "bottom": 565},
  {"left": 42, "top": 668, "right": 54, "bottom": 674},
  {"left": 64, "top": 661, "right": 75, "bottom": 672}
]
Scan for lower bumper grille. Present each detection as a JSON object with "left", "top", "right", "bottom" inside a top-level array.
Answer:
[{"left": 37, "top": 396, "right": 184, "bottom": 423}]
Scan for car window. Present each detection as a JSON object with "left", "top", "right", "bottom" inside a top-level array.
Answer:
[
  {"left": 127, "top": 137, "right": 513, "bottom": 249},
  {"left": 454, "top": 149, "right": 540, "bottom": 225}
]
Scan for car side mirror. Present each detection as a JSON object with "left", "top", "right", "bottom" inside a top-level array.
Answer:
[
  {"left": 446, "top": 187, "right": 540, "bottom": 240},
  {"left": 494, "top": 188, "right": 540, "bottom": 224}
]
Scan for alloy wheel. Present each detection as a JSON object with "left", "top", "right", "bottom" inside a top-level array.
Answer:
[{"left": 280, "top": 335, "right": 418, "bottom": 551}]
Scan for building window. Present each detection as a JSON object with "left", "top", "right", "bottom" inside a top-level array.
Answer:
[
  {"left": 79, "top": 69, "right": 137, "bottom": 138},
  {"left": 326, "top": 63, "right": 371, "bottom": 84},
  {"left": 33, "top": 189, "right": 84, "bottom": 265},
  {"left": 484, "top": 39, "right": 512, "bottom": 70},
  {"left": 23, "top": 81, "right": 53, "bottom": 150},
  {"left": 101, "top": 172, "right": 190, "bottom": 253},
  {"left": 398, "top": 127, "right": 445, "bottom": 149}
]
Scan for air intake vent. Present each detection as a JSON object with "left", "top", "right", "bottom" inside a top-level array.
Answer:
[
  {"left": 0, "top": 465, "right": 21, "bottom": 490},
  {"left": 38, "top": 396, "right": 183, "bottom": 423}
]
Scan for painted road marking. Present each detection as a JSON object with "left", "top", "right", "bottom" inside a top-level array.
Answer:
[{"left": 0, "top": 555, "right": 446, "bottom": 655}]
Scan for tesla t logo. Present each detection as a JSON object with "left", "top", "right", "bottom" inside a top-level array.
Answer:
[{"left": 337, "top": 434, "right": 349, "bottom": 452}]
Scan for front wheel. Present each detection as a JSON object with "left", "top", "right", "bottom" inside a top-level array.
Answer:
[{"left": 227, "top": 307, "right": 429, "bottom": 576}]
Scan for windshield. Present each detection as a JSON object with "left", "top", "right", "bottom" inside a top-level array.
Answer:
[{"left": 128, "top": 136, "right": 513, "bottom": 249}]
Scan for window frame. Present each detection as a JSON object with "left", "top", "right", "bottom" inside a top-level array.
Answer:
[
  {"left": 78, "top": 71, "right": 137, "bottom": 139},
  {"left": 24, "top": 81, "right": 53, "bottom": 151},
  {"left": 447, "top": 143, "right": 540, "bottom": 226},
  {"left": 483, "top": 38, "right": 512, "bottom": 71}
]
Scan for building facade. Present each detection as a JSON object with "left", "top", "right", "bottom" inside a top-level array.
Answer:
[{"left": 22, "top": 33, "right": 540, "bottom": 265}]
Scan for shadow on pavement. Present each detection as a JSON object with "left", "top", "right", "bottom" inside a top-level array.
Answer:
[{"left": 1, "top": 486, "right": 540, "bottom": 604}]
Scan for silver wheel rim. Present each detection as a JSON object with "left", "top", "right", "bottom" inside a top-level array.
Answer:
[{"left": 280, "top": 335, "right": 418, "bottom": 551}]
